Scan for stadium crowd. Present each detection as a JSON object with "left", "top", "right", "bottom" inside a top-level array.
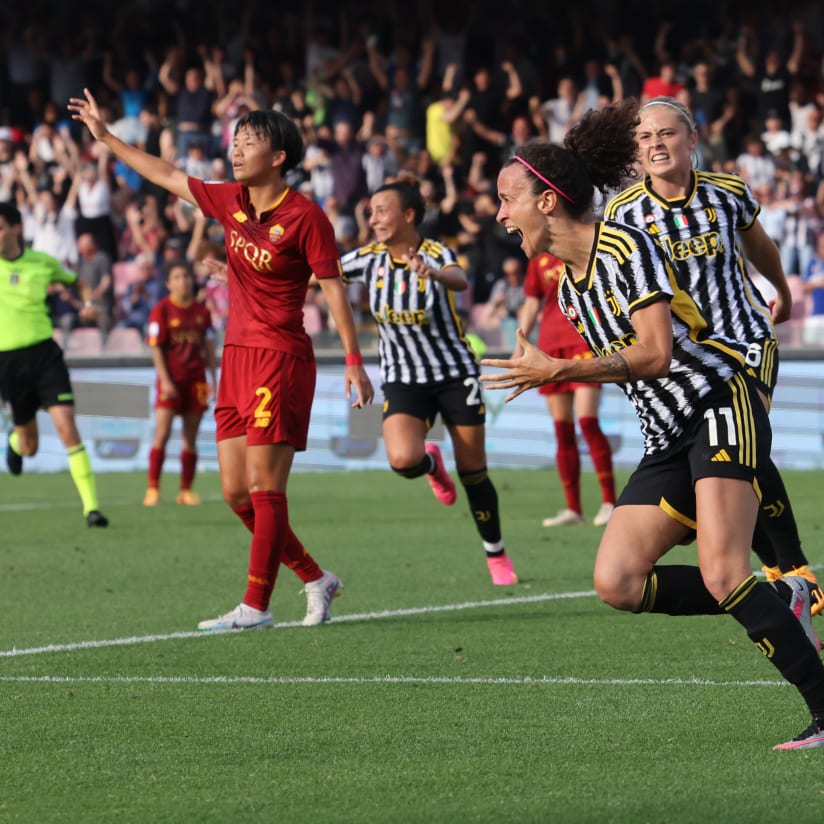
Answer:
[{"left": 2, "top": 0, "right": 824, "bottom": 353}]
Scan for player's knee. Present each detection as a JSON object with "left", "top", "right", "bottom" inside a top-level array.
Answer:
[
  {"left": 221, "top": 484, "right": 249, "bottom": 510},
  {"left": 593, "top": 566, "right": 640, "bottom": 612}
]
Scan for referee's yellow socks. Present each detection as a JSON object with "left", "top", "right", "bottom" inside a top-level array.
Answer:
[{"left": 67, "top": 444, "right": 99, "bottom": 516}]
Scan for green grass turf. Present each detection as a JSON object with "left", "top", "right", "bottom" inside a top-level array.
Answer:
[{"left": 2, "top": 468, "right": 824, "bottom": 823}]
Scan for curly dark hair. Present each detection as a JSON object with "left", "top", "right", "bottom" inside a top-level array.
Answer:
[
  {"left": 234, "top": 109, "right": 304, "bottom": 174},
  {"left": 507, "top": 99, "right": 640, "bottom": 217}
]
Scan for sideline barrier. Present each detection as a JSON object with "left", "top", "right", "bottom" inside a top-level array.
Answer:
[{"left": 4, "top": 349, "right": 824, "bottom": 472}]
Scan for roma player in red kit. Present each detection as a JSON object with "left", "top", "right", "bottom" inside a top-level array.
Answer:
[
  {"left": 144, "top": 261, "right": 217, "bottom": 507},
  {"left": 70, "top": 91, "right": 374, "bottom": 631},
  {"left": 518, "top": 252, "right": 616, "bottom": 527}
]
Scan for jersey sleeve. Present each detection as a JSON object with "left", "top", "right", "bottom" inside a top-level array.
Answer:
[
  {"left": 623, "top": 231, "right": 675, "bottom": 315},
  {"left": 49, "top": 256, "right": 77, "bottom": 286},
  {"left": 301, "top": 202, "right": 343, "bottom": 280},
  {"left": 340, "top": 246, "right": 371, "bottom": 283},
  {"left": 736, "top": 179, "right": 761, "bottom": 232},
  {"left": 146, "top": 301, "right": 167, "bottom": 347},
  {"left": 188, "top": 177, "right": 236, "bottom": 221}
]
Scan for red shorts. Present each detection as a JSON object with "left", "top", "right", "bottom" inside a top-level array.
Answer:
[
  {"left": 155, "top": 377, "right": 210, "bottom": 415},
  {"left": 538, "top": 345, "right": 595, "bottom": 396},
  {"left": 214, "top": 345, "right": 316, "bottom": 449}
]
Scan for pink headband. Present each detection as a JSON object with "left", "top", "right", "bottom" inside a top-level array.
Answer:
[{"left": 513, "top": 155, "right": 577, "bottom": 205}]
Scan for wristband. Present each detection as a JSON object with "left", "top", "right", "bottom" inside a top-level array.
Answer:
[{"left": 345, "top": 353, "right": 364, "bottom": 367}]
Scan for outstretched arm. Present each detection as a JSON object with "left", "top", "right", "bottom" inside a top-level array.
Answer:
[
  {"left": 482, "top": 302, "right": 673, "bottom": 402},
  {"left": 69, "top": 88, "right": 195, "bottom": 205}
]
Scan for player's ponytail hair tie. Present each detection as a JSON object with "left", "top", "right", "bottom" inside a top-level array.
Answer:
[{"left": 513, "top": 155, "right": 577, "bottom": 206}]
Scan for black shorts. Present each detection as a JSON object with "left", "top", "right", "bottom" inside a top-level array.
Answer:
[
  {"left": 617, "top": 371, "right": 772, "bottom": 531},
  {"left": 0, "top": 338, "right": 74, "bottom": 425},
  {"left": 382, "top": 377, "right": 485, "bottom": 428},
  {"left": 742, "top": 338, "right": 779, "bottom": 405}
]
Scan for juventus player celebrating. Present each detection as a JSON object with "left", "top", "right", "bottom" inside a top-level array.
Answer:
[
  {"left": 483, "top": 99, "right": 824, "bottom": 750},
  {"left": 605, "top": 96, "right": 822, "bottom": 613},
  {"left": 70, "top": 89, "right": 373, "bottom": 631},
  {"left": 340, "top": 176, "right": 518, "bottom": 586}
]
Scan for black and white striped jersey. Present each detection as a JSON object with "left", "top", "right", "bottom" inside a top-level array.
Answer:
[
  {"left": 557, "top": 221, "right": 744, "bottom": 454},
  {"left": 604, "top": 170, "right": 775, "bottom": 356},
  {"left": 341, "top": 238, "right": 478, "bottom": 385}
]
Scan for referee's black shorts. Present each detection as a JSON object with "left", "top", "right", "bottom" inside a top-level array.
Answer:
[
  {"left": 617, "top": 371, "right": 772, "bottom": 531},
  {"left": 0, "top": 338, "right": 74, "bottom": 425}
]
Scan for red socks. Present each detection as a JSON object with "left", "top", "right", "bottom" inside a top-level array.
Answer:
[
  {"left": 554, "top": 420, "right": 581, "bottom": 513},
  {"left": 238, "top": 493, "right": 322, "bottom": 609},
  {"left": 147, "top": 447, "right": 165, "bottom": 489},
  {"left": 579, "top": 416, "right": 616, "bottom": 504},
  {"left": 180, "top": 449, "right": 197, "bottom": 490},
  {"left": 243, "top": 490, "right": 287, "bottom": 611}
]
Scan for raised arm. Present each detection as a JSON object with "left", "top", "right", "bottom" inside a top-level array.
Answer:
[{"left": 69, "top": 88, "right": 195, "bottom": 204}]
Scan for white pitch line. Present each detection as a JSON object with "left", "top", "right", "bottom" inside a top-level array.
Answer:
[
  {"left": 0, "top": 591, "right": 596, "bottom": 658},
  {"left": 0, "top": 674, "right": 788, "bottom": 688}
]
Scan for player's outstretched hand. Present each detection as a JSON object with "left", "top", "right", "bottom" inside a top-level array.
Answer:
[
  {"left": 481, "top": 328, "right": 555, "bottom": 402},
  {"left": 67, "top": 88, "right": 110, "bottom": 142}
]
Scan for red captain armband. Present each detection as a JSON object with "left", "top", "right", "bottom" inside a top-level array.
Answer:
[{"left": 345, "top": 353, "right": 364, "bottom": 367}]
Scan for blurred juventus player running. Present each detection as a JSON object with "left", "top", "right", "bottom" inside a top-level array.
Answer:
[
  {"left": 341, "top": 176, "right": 518, "bottom": 586},
  {"left": 70, "top": 89, "right": 373, "bottom": 631}
]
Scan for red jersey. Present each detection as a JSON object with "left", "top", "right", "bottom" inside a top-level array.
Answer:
[
  {"left": 523, "top": 253, "right": 588, "bottom": 355},
  {"left": 188, "top": 179, "right": 342, "bottom": 358},
  {"left": 146, "top": 296, "right": 213, "bottom": 383}
]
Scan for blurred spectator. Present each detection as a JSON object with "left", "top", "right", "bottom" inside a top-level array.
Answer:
[
  {"left": 158, "top": 50, "right": 217, "bottom": 159},
  {"left": 762, "top": 111, "right": 794, "bottom": 156},
  {"left": 2, "top": 21, "right": 47, "bottom": 128},
  {"left": 756, "top": 183, "right": 790, "bottom": 250},
  {"left": 736, "top": 22, "right": 803, "bottom": 131},
  {"left": 366, "top": 30, "right": 435, "bottom": 158},
  {"left": 802, "top": 230, "right": 824, "bottom": 343},
  {"left": 794, "top": 105, "right": 824, "bottom": 181},
  {"left": 118, "top": 253, "right": 162, "bottom": 334},
  {"left": 75, "top": 148, "right": 118, "bottom": 262},
  {"left": 75, "top": 233, "right": 115, "bottom": 337},
  {"left": 458, "top": 189, "right": 522, "bottom": 303},
  {"left": 362, "top": 134, "right": 398, "bottom": 194},
  {"left": 641, "top": 59, "right": 685, "bottom": 103},
  {"left": 532, "top": 76, "right": 578, "bottom": 143},
  {"left": 578, "top": 58, "right": 618, "bottom": 112},
  {"left": 778, "top": 170, "right": 819, "bottom": 277},
  {"left": 690, "top": 62, "right": 731, "bottom": 167},
  {"left": 15, "top": 152, "right": 79, "bottom": 267},
  {"left": 478, "top": 255, "right": 526, "bottom": 349},
  {"left": 735, "top": 134, "right": 776, "bottom": 192},
  {"left": 425, "top": 64, "right": 470, "bottom": 166},
  {"left": 48, "top": 282, "right": 83, "bottom": 345},
  {"left": 102, "top": 53, "right": 152, "bottom": 147},
  {"left": 120, "top": 194, "right": 168, "bottom": 261},
  {"left": 329, "top": 120, "right": 368, "bottom": 213}
]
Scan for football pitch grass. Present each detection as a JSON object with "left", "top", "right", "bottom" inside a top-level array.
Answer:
[{"left": 2, "top": 467, "right": 823, "bottom": 823}]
